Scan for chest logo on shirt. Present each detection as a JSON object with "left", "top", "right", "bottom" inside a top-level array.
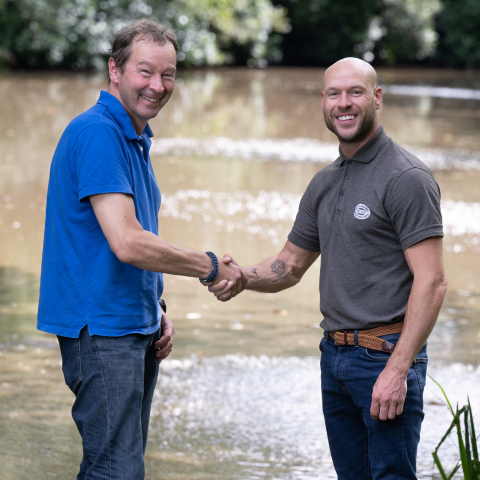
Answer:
[{"left": 354, "top": 204, "right": 370, "bottom": 219}]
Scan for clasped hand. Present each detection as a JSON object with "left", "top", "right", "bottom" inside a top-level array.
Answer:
[{"left": 202, "top": 254, "right": 246, "bottom": 301}]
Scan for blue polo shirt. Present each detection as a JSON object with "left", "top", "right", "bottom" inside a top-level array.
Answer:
[{"left": 37, "top": 90, "right": 163, "bottom": 338}]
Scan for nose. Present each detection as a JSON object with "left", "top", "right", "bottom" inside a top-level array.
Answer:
[
  {"left": 338, "top": 91, "right": 352, "bottom": 109},
  {"left": 150, "top": 74, "right": 164, "bottom": 94}
]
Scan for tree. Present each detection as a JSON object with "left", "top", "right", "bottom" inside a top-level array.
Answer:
[
  {"left": 0, "top": 0, "right": 289, "bottom": 69},
  {"left": 433, "top": 0, "right": 480, "bottom": 68}
]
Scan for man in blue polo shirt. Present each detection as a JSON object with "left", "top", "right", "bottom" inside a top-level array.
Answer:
[{"left": 38, "top": 19, "right": 244, "bottom": 479}]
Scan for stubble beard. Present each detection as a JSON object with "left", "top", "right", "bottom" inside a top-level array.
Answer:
[{"left": 324, "top": 100, "right": 376, "bottom": 144}]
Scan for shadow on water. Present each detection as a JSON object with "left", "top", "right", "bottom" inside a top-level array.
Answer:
[
  {"left": 0, "top": 266, "right": 39, "bottom": 305},
  {"left": 0, "top": 266, "right": 43, "bottom": 347}
]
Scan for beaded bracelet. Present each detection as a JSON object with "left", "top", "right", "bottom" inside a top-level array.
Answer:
[{"left": 200, "top": 251, "right": 218, "bottom": 283}]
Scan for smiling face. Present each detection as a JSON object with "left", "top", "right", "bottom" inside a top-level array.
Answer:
[
  {"left": 321, "top": 58, "right": 382, "bottom": 157},
  {"left": 108, "top": 38, "right": 176, "bottom": 134}
]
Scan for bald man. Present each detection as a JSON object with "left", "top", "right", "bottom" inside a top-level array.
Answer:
[{"left": 209, "top": 58, "right": 447, "bottom": 479}]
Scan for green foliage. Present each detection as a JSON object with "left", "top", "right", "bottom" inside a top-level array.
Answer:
[
  {"left": 430, "top": 376, "right": 480, "bottom": 480},
  {"left": 274, "top": 0, "right": 378, "bottom": 66},
  {"left": 0, "top": 0, "right": 289, "bottom": 69},
  {"left": 274, "top": 0, "right": 442, "bottom": 66},
  {"left": 361, "top": 0, "right": 442, "bottom": 64},
  {"left": 0, "top": 0, "right": 478, "bottom": 69},
  {"left": 433, "top": 0, "right": 480, "bottom": 68}
]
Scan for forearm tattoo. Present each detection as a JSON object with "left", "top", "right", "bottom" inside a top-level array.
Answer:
[
  {"left": 270, "top": 260, "right": 286, "bottom": 275},
  {"left": 252, "top": 268, "right": 258, "bottom": 277},
  {"left": 270, "top": 259, "right": 292, "bottom": 283}
]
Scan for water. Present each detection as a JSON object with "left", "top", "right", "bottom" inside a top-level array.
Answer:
[{"left": 1, "top": 67, "right": 480, "bottom": 479}]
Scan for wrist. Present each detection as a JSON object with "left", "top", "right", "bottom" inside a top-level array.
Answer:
[
  {"left": 385, "top": 355, "right": 409, "bottom": 378},
  {"left": 200, "top": 251, "right": 218, "bottom": 282}
]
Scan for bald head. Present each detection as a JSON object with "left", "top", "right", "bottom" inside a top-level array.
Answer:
[
  {"left": 324, "top": 57, "right": 378, "bottom": 93},
  {"left": 321, "top": 57, "right": 382, "bottom": 156}
]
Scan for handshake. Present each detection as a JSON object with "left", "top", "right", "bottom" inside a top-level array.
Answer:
[
  {"left": 197, "top": 241, "right": 314, "bottom": 299},
  {"left": 201, "top": 254, "right": 247, "bottom": 302}
]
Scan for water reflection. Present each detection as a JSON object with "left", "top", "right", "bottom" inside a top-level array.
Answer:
[{"left": 1, "top": 68, "right": 480, "bottom": 479}]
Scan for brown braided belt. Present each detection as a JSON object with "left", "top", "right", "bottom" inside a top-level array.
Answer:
[{"left": 328, "top": 322, "right": 404, "bottom": 353}]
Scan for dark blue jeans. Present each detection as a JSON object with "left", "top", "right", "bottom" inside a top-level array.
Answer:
[
  {"left": 58, "top": 326, "right": 160, "bottom": 480},
  {"left": 320, "top": 332, "right": 427, "bottom": 480}
]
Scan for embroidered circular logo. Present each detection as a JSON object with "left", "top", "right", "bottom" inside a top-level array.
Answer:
[{"left": 354, "top": 204, "right": 370, "bottom": 220}]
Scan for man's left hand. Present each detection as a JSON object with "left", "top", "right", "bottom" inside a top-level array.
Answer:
[
  {"left": 370, "top": 366, "right": 407, "bottom": 420},
  {"left": 155, "top": 312, "right": 175, "bottom": 364}
]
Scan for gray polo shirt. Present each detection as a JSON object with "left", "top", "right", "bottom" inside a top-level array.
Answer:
[{"left": 288, "top": 126, "right": 443, "bottom": 331}]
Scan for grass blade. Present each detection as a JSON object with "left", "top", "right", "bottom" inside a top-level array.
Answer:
[
  {"left": 428, "top": 374, "right": 454, "bottom": 414},
  {"left": 432, "top": 451, "right": 449, "bottom": 480},
  {"left": 456, "top": 405, "right": 470, "bottom": 480},
  {"left": 446, "top": 462, "right": 461, "bottom": 480},
  {"left": 468, "top": 398, "right": 479, "bottom": 462},
  {"left": 465, "top": 407, "right": 474, "bottom": 478}
]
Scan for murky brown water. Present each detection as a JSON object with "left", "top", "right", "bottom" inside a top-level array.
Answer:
[{"left": 1, "top": 67, "right": 480, "bottom": 479}]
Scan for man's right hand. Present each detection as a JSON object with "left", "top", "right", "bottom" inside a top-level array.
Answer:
[{"left": 205, "top": 254, "right": 246, "bottom": 301}]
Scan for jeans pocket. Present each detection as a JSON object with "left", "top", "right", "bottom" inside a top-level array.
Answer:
[
  {"left": 361, "top": 333, "right": 400, "bottom": 361},
  {"left": 57, "top": 335, "right": 82, "bottom": 394},
  {"left": 362, "top": 348, "right": 392, "bottom": 361}
]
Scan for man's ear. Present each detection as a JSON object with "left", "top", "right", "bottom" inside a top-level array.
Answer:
[{"left": 108, "top": 57, "right": 119, "bottom": 84}]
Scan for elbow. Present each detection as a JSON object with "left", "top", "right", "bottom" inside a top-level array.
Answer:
[
  {"left": 432, "top": 273, "right": 447, "bottom": 303},
  {"left": 111, "top": 235, "right": 139, "bottom": 265},
  {"left": 438, "top": 275, "right": 448, "bottom": 299},
  {"left": 290, "top": 269, "right": 304, "bottom": 287}
]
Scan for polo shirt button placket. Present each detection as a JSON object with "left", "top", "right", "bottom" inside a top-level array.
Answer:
[{"left": 336, "top": 160, "right": 351, "bottom": 213}]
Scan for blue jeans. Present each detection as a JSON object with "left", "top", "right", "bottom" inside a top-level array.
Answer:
[
  {"left": 320, "top": 332, "right": 427, "bottom": 480},
  {"left": 58, "top": 326, "right": 160, "bottom": 480}
]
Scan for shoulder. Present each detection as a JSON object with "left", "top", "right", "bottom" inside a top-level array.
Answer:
[
  {"left": 65, "top": 103, "right": 123, "bottom": 146},
  {"left": 382, "top": 135, "right": 435, "bottom": 178}
]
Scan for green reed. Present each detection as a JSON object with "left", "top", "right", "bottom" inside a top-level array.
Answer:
[{"left": 429, "top": 375, "right": 480, "bottom": 479}]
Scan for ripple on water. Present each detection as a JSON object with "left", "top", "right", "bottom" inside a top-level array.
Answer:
[
  {"left": 150, "top": 355, "right": 480, "bottom": 479},
  {"left": 151, "top": 136, "right": 480, "bottom": 171},
  {"left": 381, "top": 84, "right": 480, "bottom": 101},
  {"left": 160, "top": 189, "right": 480, "bottom": 250}
]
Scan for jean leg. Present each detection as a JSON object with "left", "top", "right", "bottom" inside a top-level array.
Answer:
[
  {"left": 58, "top": 327, "right": 159, "bottom": 480},
  {"left": 320, "top": 336, "right": 372, "bottom": 480},
  {"left": 141, "top": 329, "right": 160, "bottom": 453},
  {"left": 343, "top": 337, "right": 427, "bottom": 480}
]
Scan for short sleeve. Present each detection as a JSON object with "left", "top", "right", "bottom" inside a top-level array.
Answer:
[
  {"left": 288, "top": 175, "right": 321, "bottom": 252},
  {"left": 387, "top": 167, "right": 443, "bottom": 250},
  {"left": 73, "top": 124, "right": 134, "bottom": 201}
]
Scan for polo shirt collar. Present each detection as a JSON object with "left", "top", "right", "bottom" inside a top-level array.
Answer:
[
  {"left": 335, "top": 125, "right": 387, "bottom": 166},
  {"left": 97, "top": 90, "right": 154, "bottom": 141}
]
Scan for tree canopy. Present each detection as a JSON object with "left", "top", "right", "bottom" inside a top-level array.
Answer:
[{"left": 0, "top": 0, "right": 478, "bottom": 70}]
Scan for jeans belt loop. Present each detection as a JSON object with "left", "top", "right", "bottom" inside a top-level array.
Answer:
[{"left": 354, "top": 330, "right": 359, "bottom": 347}]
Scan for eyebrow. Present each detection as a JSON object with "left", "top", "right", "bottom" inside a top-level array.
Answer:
[
  {"left": 325, "top": 85, "right": 367, "bottom": 92},
  {"left": 137, "top": 60, "right": 176, "bottom": 71}
]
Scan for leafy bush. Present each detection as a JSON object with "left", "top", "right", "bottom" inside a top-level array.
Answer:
[
  {"left": 433, "top": 0, "right": 480, "bottom": 68},
  {"left": 274, "top": 0, "right": 442, "bottom": 66},
  {"left": 0, "top": 0, "right": 289, "bottom": 69}
]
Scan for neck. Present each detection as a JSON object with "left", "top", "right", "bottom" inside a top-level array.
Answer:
[
  {"left": 107, "top": 85, "right": 146, "bottom": 136},
  {"left": 339, "top": 123, "right": 379, "bottom": 159}
]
